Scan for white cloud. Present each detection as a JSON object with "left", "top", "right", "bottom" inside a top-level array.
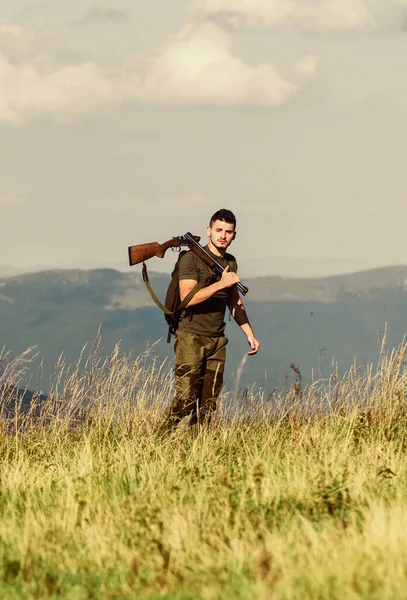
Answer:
[
  {"left": 296, "top": 54, "right": 319, "bottom": 77},
  {"left": 142, "top": 22, "right": 298, "bottom": 106},
  {"left": 0, "top": 25, "right": 36, "bottom": 51},
  {"left": 196, "top": 0, "right": 376, "bottom": 31},
  {"left": 0, "top": 55, "right": 131, "bottom": 124},
  {"left": 0, "top": 21, "right": 299, "bottom": 123}
]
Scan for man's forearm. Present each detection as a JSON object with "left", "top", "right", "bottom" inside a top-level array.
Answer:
[
  {"left": 232, "top": 303, "right": 254, "bottom": 335},
  {"left": 229, "top": 285, "right": 260, "bottom": 355},
  {"left": 184, "top": 281, "right": 225, "bottom": 307}
]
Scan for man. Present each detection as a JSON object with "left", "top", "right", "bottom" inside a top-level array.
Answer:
[{"left": 164, "top": 208, "right": 260, "bottom": 430}]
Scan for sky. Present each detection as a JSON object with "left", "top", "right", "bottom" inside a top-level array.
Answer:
[{"left": 1, "top": 0, "right": 407, "bottom": 278}]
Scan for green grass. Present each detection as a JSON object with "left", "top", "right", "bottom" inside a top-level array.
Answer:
[{"left": 1, "top": 335, "right": 407, "bottom": 599}]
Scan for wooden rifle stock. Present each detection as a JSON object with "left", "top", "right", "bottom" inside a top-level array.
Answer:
[{"left": 128, "top": 237, "right": 182, "bottom": 266}]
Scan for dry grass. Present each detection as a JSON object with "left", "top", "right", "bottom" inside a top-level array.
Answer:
[{"left": 1, "top": 334, "right": 407, "bottom": 599}]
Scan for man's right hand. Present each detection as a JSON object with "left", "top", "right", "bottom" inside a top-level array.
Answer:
[{"left": 221, "top": 265, "right": 240, "bottom": 289}]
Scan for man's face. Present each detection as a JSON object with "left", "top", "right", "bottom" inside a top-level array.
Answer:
[{"left": 207, "top": 220, "right": 236, "bottom": 250}]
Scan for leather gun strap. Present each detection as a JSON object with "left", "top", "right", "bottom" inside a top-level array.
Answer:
[{"left": 142, "top": 262, "right": 209, "bottom": 315}]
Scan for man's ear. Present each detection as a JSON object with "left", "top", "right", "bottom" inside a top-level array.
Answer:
[
  {"left": 232, "top": 231, "right": 237, "bottom": 240},
  {"left": 206, "top": 226, "right": 211, "bottom": 238}
]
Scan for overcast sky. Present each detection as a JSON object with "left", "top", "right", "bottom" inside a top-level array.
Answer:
[{"left": 1, "top": 0, "right": 407, "bottom": 278}]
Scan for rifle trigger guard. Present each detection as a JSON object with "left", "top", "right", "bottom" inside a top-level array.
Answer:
[{"left": 172, "top": 246, "right": 181, "bottom": 253}]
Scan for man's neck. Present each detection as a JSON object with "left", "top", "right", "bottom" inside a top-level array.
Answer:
[{"left": 207, "top": 241, "right": 226, "bottom": 258}]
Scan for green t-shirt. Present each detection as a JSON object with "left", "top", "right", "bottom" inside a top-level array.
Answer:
[{"left": 177, "top": 245, "right": 238, "bottom": 337}]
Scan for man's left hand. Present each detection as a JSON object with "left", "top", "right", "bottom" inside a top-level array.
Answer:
[{"left": 247, "top": 335, "right": 260, "bottom": 356}]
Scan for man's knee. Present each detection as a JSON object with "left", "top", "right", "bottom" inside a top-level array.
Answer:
[
  {"left": 198, "top": 368, "right": 224, "bottom": 422},
  {"left": 202, "top": 368, "right": 224, "bottom": 402},
  {"left": 175, "top": 364, "right": 204, "bottom": 401}
]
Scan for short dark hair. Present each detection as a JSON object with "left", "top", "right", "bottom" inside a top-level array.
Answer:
[{"left": 209, "top": 209, "right": 236, "bottom": 229}]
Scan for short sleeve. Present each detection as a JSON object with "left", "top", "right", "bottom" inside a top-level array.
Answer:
[{"left": 178, "top": 251, "right": 200, "bottom": 282}]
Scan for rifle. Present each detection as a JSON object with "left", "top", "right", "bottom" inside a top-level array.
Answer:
[{"left": 128, "top": 232, "right": 248, "bottom": 296}]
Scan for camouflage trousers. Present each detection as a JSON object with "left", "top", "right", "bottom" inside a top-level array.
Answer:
[{"left": 164, "top": 330, "right": 228, "bottom": 429}]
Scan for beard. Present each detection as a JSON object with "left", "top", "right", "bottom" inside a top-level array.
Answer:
[
  {"left": 211, "top": 238, "right": 228, "bottom": 248},
  {"left": 209, "top": 239, "right": 230, "bottom": 255}
]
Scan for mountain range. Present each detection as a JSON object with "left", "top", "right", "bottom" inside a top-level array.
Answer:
[{"left": 1, "top": 265, "right": 407, "bottom": 392}]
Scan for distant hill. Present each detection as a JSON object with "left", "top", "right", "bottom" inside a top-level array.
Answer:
[{"left": 1, "top": 266, "right": 407, "bottom": 392}]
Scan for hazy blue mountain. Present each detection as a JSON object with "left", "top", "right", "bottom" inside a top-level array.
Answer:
[{"left": 1, "top": 266, "right": 407, "bottom": 393}]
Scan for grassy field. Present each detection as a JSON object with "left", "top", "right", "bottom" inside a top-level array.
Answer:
[{"left": 1, "top": 336, "right": 407, "bottom": 599}]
